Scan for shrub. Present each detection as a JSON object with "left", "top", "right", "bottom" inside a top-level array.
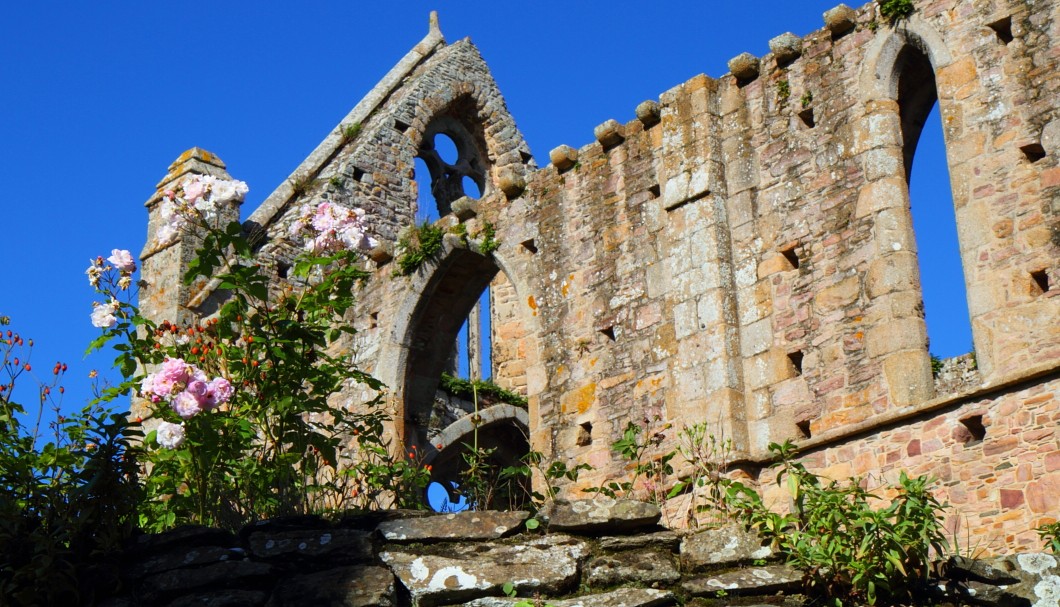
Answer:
[
  {"left": 1039, "top": 521, "right": 1060, "bottom": 554},
  {"left": 0, "top": 323, "right": 140, "bottom": 605},
  {"left": 726, "top": 441, "right": 948, "bottom": 606},
  {"left": 878, "top": 0, "right": 914, "bottom": 23}
]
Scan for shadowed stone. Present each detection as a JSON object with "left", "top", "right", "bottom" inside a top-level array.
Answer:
[
  {"left": 682, "top": 565, "right": 802, "bottom": 597},
  {"left": 680, "top": 523, "right": 774, "bottom": 571},
  {"left": 166, "top": 590, "right": 269, "bottom": 607},
  {"left": 586, "top": 548, "right": 681, "bottom": 586},
  {"left": 463, "top": 587, "right": 676, "bottom": 606},
  {"left": 945, "top": 555, "right": 1021, "bottom": 585},
  {"left": 380, "top": 534, "right": 586, "bottom": 606},
  {"left": 636, "top": 100, "right": 662, "bottom": 128},
  {"left": 728, "top": 53, "right": 760, "bottom": 82},
  {"left": 549, "top": 145, "right": 579, "bottom": 171},
  {"left": 823, "top": 4, "right": 857, "bottom": 35},
  {"left": 594, "top": 119, "right": 626, "bottom": 148},
  {"left": 141, "top": 561, "right": 276, "bottom": 604},
  {"left": 246, "top": 528, "right": 372, "bottom": 563},
  {"left": 377, "top": 510, "right": 529, "bottom": 542},
  {"left": 267, "top": 565, "right": 396, "bottom": 607},
  {"left": 542, "top": 498, "right": 661, "bottom": 533},
  {"left": 451, "top": 196, "right": 478, "bottom": 220},
  {"left": 769, "top": 32, "right": 803, "bottom": 64},
  {"left": 497, "top": 167, "right": 526, "bottom": 198}
]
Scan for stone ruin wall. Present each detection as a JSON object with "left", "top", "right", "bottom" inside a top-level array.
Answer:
[{"left": 139, "top": 0, "right": 1060, "bottom": 553}]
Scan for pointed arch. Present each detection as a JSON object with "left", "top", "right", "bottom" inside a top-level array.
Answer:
[
  {"left": 856, "top": 19, "right": 980, "bottom": 402},
  {"left": 374, "top": 238, "right": 543, "bottom": 454}
]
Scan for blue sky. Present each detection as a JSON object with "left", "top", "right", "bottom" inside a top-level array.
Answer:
[{"left": 0, "top": 1, "right": 968, "bottom": 418}]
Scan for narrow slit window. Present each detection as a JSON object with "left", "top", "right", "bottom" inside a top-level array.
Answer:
[
  {"left": 648, "top": 184, "right": 661, "bottom": 199},
  {"left": 521, "top": 239, "right": 538, "bottom": 254},
  {"left": 1020, "top": 143, "right": 1046, "bottom": 163},
  {"left": 798, "top": 108, "right": 816, "bottom": 129},
  {"left": 1031, "top": 269, "right": 1051, "bottom": 295},
  {"left": 796, "top": 420, "right": 812, "bottom": 439},
  {"left": 600, "top": 326, "right": 616, "bottom": 341},
  {"left": 988, "top": 16, "right": 1014, "bottom": 44},
  {"left": 959, "top": 415, "right": 986, "bottom": 445},
  {"left": 788, "top": 350, "right": 804, "bottom": 376},
  {"left": 780, "top": 245, "right": 801, "bottom": 270},
  {"left": 394, "top": 119, "right": 410, "bottom": 133},
  {"left": 577, "top": 422, "right": 593, "bottom": 446}
]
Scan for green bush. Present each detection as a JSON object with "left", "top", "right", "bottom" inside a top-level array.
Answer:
[
  {"left": 878, "top": 0, "right": 914, "bottom": 23},
  {"left": 725, "top": 441, "right": 948, "bottom": 606},
  {"left": 0, "top": 325, "right": 140, "bottom": 605},
  {"left": 1039, "top": 521, "right": 1060, "bottom": 554}
]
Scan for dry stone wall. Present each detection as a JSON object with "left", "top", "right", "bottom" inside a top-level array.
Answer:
[
  {"left": 97, "top": 499, "right": 1060, "bottom": 607},
  {"left": 139, "top": 1, "right": 1060, "bottom": 553}
]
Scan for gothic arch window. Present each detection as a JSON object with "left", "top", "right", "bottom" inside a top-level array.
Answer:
[{"left": 894, "top": 43, "right": 974, "bottom": 365}]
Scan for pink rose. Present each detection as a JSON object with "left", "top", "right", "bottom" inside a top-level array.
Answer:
[
  {"left": 172, "top": 391, "right": 202, "bottom": 419},
  {"left": 107, "top": 249, "right": 137, "bottom": 273}
]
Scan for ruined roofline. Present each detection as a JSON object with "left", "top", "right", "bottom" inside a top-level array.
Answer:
[
  {"left": 541, "top": 3, "right": 872, "bottom": 172},
  {"left": 244, "top": 11, "right": 447, "bottom": 234}
]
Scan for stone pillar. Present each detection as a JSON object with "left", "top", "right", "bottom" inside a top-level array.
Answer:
[{"left": 139, "top": 148, "right": 239, "bottom": 329}]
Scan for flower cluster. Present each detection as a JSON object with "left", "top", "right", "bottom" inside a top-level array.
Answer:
[
  {"left": 86, "top": 249, "right": 136, "bottom": 290},
  {"left": 141, "top": 357, "right": 233, "bottom": 420},
  {"left": 288, "top": 201, "right": 378, "bottom": 253},
  {"left": 157, "top": 175, "right": 249, "bottom": 246}
]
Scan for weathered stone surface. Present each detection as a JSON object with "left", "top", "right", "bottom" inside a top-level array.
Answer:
[
  {"left": 549, "top": 145, "right": 578, "bottom": 171},
  {"left": 451, "top": 196, "right": 478, "bottom": 220},
  {"left": 727, "top": 52, "right": 760, "bottom": 81},
  {"left": 768, "top": 33, "right": 802, "bottom": 64},
  {"left": 636, "top": 100, "right": 661, "bottom": 128},
  {"left": 542, "top": 498, "right": 661, "bottom": 533},
  {"left": 267, "top": 565, "right": 396, "bottom": 607},
  {"left": 680, "top": 523, "right": 774, "bottom": 571},
  {"left": 166, "top": 590, "right": 269, "bottom": 607},
  {"left": 682, "top": 565, "right": 803, "bottom": 597},
  {"left": 598, "top": 529, "right": 680, "bottom": 551},
  {"left": 129, "top": 544, "right": 248, "bottom": 578},
  {"left": 594, "top": 119, "right": 626, "bottom": 148},
  {"left": 377, "top": 510, "right": 529, "bottom": 542},
  {"left": 823, "top": 4, "right": 856, "bottom": 35},
  {"left": 954, "top": 580, "right": 1031, "bottom": 607},
  {"left": 463, "top": 587, "right": 676, "bottom": 607},
  {"left": 380, "top": 535, "right": 586, "bottom": 606},
  {"left": 586, "top": 548, "right": 681, "bottom": 587},
  {"left": 945, "top": 555, "right": 1021, "bottom": 585},
  {"left": 497, "top": 167, "right": 526, "bottom": 198},
  {"left": 141, "top": 561, "right": 276, "bottom": 603},
  {"left": 246, "top": 528, "right": 372, "bottom": 563},
  {"left": 128, "top": 525, "right": 235, "bottom": 556}
]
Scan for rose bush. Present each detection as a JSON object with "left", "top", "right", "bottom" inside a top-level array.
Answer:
[{"left": 87, "top": 174, "right": 430, "bottom": 530}]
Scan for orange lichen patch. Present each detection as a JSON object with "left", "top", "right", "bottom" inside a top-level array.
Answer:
[
  {"left": 527, "top": 295, "right": 537, "bottom": 315},
  {"left": 561, "top": 382, "right": 597, "bottom": 415},
  {"left": 633, "top": 375, "right": 666, "bottom": 399}
]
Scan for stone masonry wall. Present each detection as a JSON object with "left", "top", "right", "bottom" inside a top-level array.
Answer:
[
  {"left": 98, "top": 499, "right": 1060, "bottom": 607},
  {"left": 139, "top": 1, "right": 1060, "bottom": 553}
]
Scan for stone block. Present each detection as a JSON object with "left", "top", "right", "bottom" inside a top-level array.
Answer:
[
  {"left": 680, "top": 523, "right": 773, "bottom": 571},
  {"left": 268, "top": 565, "right": 396, "bottom": 607},
  {"left": 636, "top": 100, "right": 662, "bottom": 128},
  {"left": 464, "top": 588, "right": 676, "bottom": 607},
  {"left": 380, "top": 535, "right": 586, "bottom": 606},
  {"left": 727, "top": 52, "right": 760, "bottom": 82},
  {"left": 451, "top": 196, "right": 478, "bottom": 220},
  {"left": 542, "top": 497, "right": 661, "bottom": 533},
  {"left": 549, "top": 144, "right": 578, "bottom": 172},
  {"left": 497, "top": 166, "right": 526, "bottom": 198},
  {"left": 823, "top": 4, "right": 857, "bottom": 36},
  {"left": 768, "top": 32, "right": 802, "bottom": 64},
  {"left": 594, "top": 119, "right": 626, "bottom": 148},
  {"left": 866, "top": 318, "right": 926, "bottom": 358},
  {"left": 586, "top": 548, "right": 681, "bottom": 586},
  {"left": 683, "top": 564, "right": 802, "bottom": 597},
  {"left": 377, "top": 511, "right": 529, "bottom": 542},
  {"left": 883, "top": 350, "right": 934, "bottom": 405},
  {"left": 865, "top": 252, "right": 919, "bottom": 299}
]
